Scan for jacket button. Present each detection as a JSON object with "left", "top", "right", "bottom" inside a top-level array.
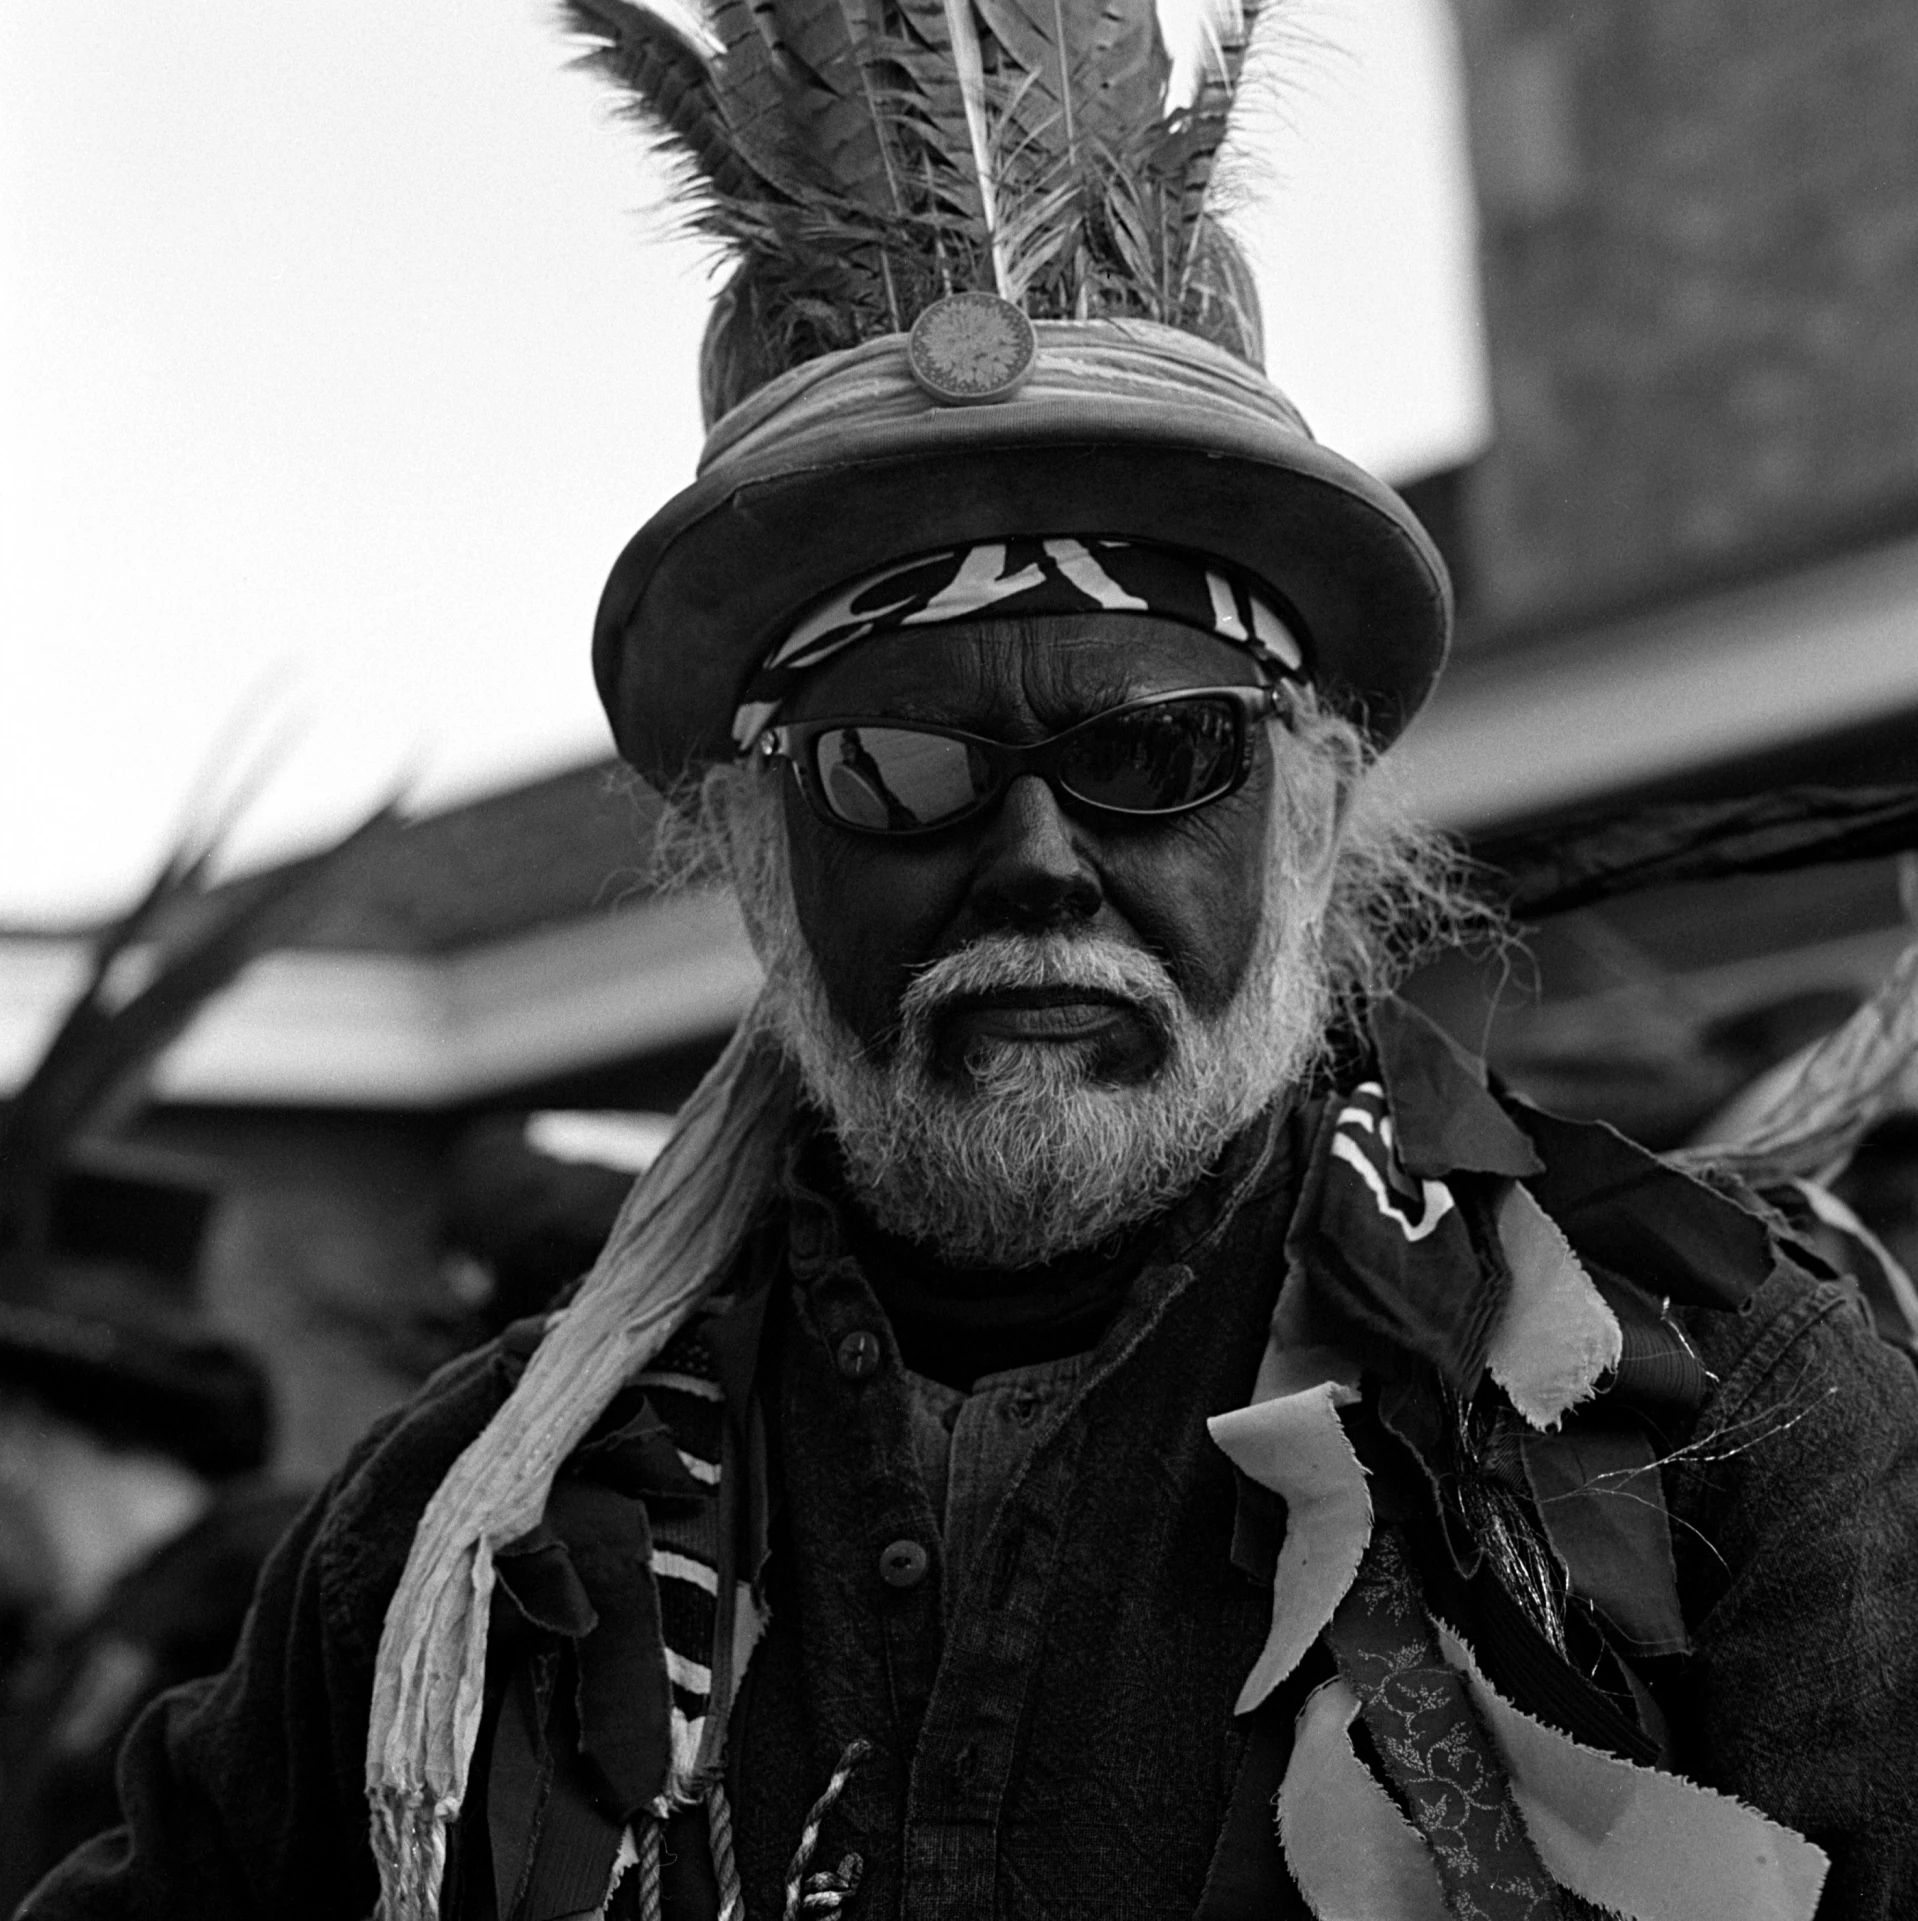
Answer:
[
  {"left": 878, "top": 1539, "right": 929, "bottom": 1589},
  {"left": 836, "top": 1330, "right": 882, "bottom": 1380}
]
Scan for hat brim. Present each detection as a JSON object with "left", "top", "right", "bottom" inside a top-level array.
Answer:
[{"left": 595, "top": 386, "right": 1451, "bottom": 789}]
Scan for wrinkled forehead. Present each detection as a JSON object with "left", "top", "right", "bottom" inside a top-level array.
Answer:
[{"left": 785, "top": 614, "right": 1269, "bottom": 729}]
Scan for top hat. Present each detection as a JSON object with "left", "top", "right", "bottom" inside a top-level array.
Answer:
[
  {"left": 592, "top": 312, "right": 1451, "bottom": 791},
  {"left": 563, "top": 0, "right": 1453, "bottom": 792}
]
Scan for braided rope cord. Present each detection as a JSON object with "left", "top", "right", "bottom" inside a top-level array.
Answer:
[
  {"left": 708, "top": 1781, "right": 746, "bottom": 1921},
  {"left": 638, "top": 1817, "right": 663, "bottom": 1921},
  {"left": 781, "top": 1739, "right": 872, "bottom": 1921}
]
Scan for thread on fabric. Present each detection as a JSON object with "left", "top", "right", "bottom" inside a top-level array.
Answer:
[
  {"left": 364, "top": 1007, "right": 801, "bottom": 1921},
  {"left": 709, "top": 1781, "right": 745, "bottom": 1921},
  {"left": 782, "top": 1739, "right": 872, "bottom": 1921}
]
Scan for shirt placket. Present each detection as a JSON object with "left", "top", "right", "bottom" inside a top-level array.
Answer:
[
  {"left": 938, "top": 1356, "right": 1093, "bottom": 1609},
  {"left": 897, "top": 1402, "right": 1092, "bottom": 1920},
  {"left": 771, "top": 1114, "right": 1289, "bottom": 1919},
  {"left": 781, "top": 1239, "right": 949, "bottom": 1767}
]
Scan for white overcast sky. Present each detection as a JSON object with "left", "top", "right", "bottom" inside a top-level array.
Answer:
[{"left": 0, "top": 0, "right": 1488, "bottom": 926}]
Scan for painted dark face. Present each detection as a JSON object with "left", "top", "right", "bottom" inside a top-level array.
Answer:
[{"left": 776, "top": 614, "right": 1276, "bottom": 1079}]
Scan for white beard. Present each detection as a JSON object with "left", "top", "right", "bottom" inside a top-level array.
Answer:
[{"left": 743, "top": 828, "right": 1335, "bottom": 1270}]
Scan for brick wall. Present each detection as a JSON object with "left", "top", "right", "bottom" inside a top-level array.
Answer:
[{"left": 1452, "top": 0, "right": 1918, "bottom": 635}]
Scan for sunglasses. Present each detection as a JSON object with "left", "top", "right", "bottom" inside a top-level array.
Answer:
[{"left": 761, "top": 684, "right": 1285, "bottom": 837}]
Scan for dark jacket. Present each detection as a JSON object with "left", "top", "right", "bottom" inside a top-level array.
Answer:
[{"left": 18, "top": 1045, "right": 1918, "bottom": 1920}]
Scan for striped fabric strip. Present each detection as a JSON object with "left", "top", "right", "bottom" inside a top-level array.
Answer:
[
  {"left": 633, "top": 1323, "right": 734, "bottom": 1808},
  {"left": 598, "top": 1313, "right": 775, "bottom": 1918},
  {"left": 665, "top": 1649, "right": 715, "bottom": 1693},
  {"left": 651, "top": 1548, "right": 720, "bottom": 1594},
  {"left": 641, "top": 1371, "right": 727, "bottom": 1402}
]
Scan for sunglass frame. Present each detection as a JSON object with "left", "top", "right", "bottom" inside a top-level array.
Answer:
[{"left": 761, "top": 683, "right": 1286, "bottom": 838}]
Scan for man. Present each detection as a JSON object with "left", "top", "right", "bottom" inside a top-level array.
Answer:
[{"left": 21, "top": 0, "right": 1918, "bottom": 1912}]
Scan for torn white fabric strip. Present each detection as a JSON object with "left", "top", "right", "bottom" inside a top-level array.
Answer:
[
  {"left": 1209, "top": 1373, "right": 1372, "bottom": 1713},
  {"left": 1434, "top": 1621, "right": 1828, "bottom": 1921},
  {"left": 596, "top": 1824, "right": 640, "bottom": 1921},
  {"left": 1277, "top": 1679, "right": 1450, "bottom": 1921},
  {"left": 1488, "top": 1181, "right": 1622, "bottom": 1430}
]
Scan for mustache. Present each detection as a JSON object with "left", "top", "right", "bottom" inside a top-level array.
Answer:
[{"left": 897, "top": 933, "right": 1183, "bottom": 1041}]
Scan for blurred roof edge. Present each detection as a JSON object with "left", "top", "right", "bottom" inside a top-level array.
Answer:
[
  {"left": 8, "top": 467, "right": 1917, "bottom": 1111},
  {"left": 0, "top": 886, "right": 759, "bottom": 1109}
]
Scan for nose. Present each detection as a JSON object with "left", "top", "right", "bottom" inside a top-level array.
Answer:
[{"left": 969, "top": 774, "right": 1102, "bottom": 931}]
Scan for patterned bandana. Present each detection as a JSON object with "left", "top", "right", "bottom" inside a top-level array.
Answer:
[{"left": 731, "top": 536, "right": 1307, "bottom": 750}]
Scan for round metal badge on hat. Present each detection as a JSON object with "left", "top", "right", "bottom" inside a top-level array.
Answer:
[{"left": 908, "top": 292, "right": 1036, "bottom": 405}]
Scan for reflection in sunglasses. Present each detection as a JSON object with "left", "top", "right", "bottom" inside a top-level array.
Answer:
[{"left": 776, "top": 687, "right": 1277, "bottom": 837}]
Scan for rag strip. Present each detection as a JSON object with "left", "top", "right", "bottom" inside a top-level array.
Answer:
[
  {"left": 1210, "top": 1040, "right": 1831, "bottom": 1921},
  {"left": 731, "top": 536, "right": 1306, "bottom": 749},
  {"left": 630, "top": 1324, "right": 755, "bottom": 1800},
  {"left": 364, "top": 1009, "right": 801, "bottom": 1921},
  {"left": 1324, "top": 1528, "right": 1561, "bottom": 1919},
  {"left": 366, "top": 990, "right": 1839, "bottom": 1920}
]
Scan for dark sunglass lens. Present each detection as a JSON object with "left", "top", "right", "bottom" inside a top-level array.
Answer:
[
  {"left": 812, "top": 725, "right": 990, "bottom": 831},
  {"left": 1060, "top": 697, "right": 1242, "bottom": 812}
]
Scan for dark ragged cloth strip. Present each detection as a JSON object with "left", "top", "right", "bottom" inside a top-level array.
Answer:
[
  {"left": 1285, "top": 1001, "right": 1776, "bottom": 1781},
  {"left": 1325, "top": 1527, "right": 1563, "bottom": 1920},
  {"left": 1509, "top": 1262, "right": 1711, "bottom": 1664},
  {"left": 1514, "top": 1107, "right": 1775, "bottom": 1313},
  {"left": 1478, "top": 782, "right": 1918, "bottom": 920},
  {"left": 1369, "top": 997, "right": 1545, "bottom": 1184},
  {"left": 1285, "top": 1002, "right": 1541, "bottom": 1396},
  {"left": 625, "top": 1326, "right": 734, "bottom": 1789},
  {"left": 1286, "top": 1078, "right": 1504, "bottom": 1388},
  {"left": 1520, "top": 1416, "right": 1689, "bottom": 1659}
]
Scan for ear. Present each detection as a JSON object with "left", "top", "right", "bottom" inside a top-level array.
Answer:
[
  {"left": 1282, "top": 711, "right": 1362, "bottom": 911},
  {"left": 1301, "top": 778, "right": 1352, "bottom": 917},
  {"left": 698, "top": 758, "right": 791, "bottom": 965}
]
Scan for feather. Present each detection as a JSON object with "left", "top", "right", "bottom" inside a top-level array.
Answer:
[
  {"left": 938, "top": 0, "right": 1005, "bottom": 289},
  {"left": 563, "top": 0, "right": 1281, "bottom": 404},
  {"left": 970, "top": 0, "right": 1165, "bottom": 161},
  {"left": 758, "top": 0, "right": 893, "bottom": 203},
  {"left": 0, "top": 806, "right": 394, "bottom": 1294},
  {"left": 1171, "top": 0, "right": 1264, "bottom": 300},
  {"left": 560, "top": 0, "right": 780, "bottom": 201}
]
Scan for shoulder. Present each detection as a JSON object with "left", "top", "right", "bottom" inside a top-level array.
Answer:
[
  {"left": 1669, "top": 1243, "right": 1918, "bottom": 1523},
  {"left": 305, "top": 1325, "right": 537, "bottom": 1666}
]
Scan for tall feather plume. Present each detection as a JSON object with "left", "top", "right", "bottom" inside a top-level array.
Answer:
[
  {"left": 1168, "top": 0, "right": 1263, "bottom": 299},
  {"left": 0, "top": 804, "right": 393, "bottom": 1300},
  {"left": 560, "top": 0, "right": 1285, "bottom": 413},
  {"left": 937, "top": 0, "right": 1006, "bottom": 291}
]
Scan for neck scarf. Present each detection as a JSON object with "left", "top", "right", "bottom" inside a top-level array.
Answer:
[{"left": 364, "top": 1010, "right": 801, "bottom": 1921}]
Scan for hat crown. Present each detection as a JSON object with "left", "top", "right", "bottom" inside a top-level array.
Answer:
[{"left": 697, "top": 315, "right": 1310, "bottom": 476}]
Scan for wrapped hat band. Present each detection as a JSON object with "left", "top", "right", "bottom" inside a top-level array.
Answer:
[
  {"left": 591, "top": 315, "right": 1451, "bottom": 782},
  {"left": 732, "top": 536, "right": 1307, "bottom": 751},
  {"left": 701, "top": 318, "right": 1313, "bottom": 478}
]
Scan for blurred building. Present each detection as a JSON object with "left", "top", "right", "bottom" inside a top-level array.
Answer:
[
  {"left": 1400, "top": 0, "right": 1918, "bottom": 1139},
  {"left": 4, "top": 0, "right": 1918, "bottom": 1480},
  {"left": 0, "top": 772, "right": 753, "bottom": 1481}
]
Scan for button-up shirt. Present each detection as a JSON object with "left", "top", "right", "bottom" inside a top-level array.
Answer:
[
  {"left": 720, "top": 1106, "right": 1304, "bottom": 1919},
  {"left": 17, "top": 1015, "right": 1918, "bottom": 1921},
  {"left": 905, "top": 1353, "right": 1095, "bottom": 1609}
]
